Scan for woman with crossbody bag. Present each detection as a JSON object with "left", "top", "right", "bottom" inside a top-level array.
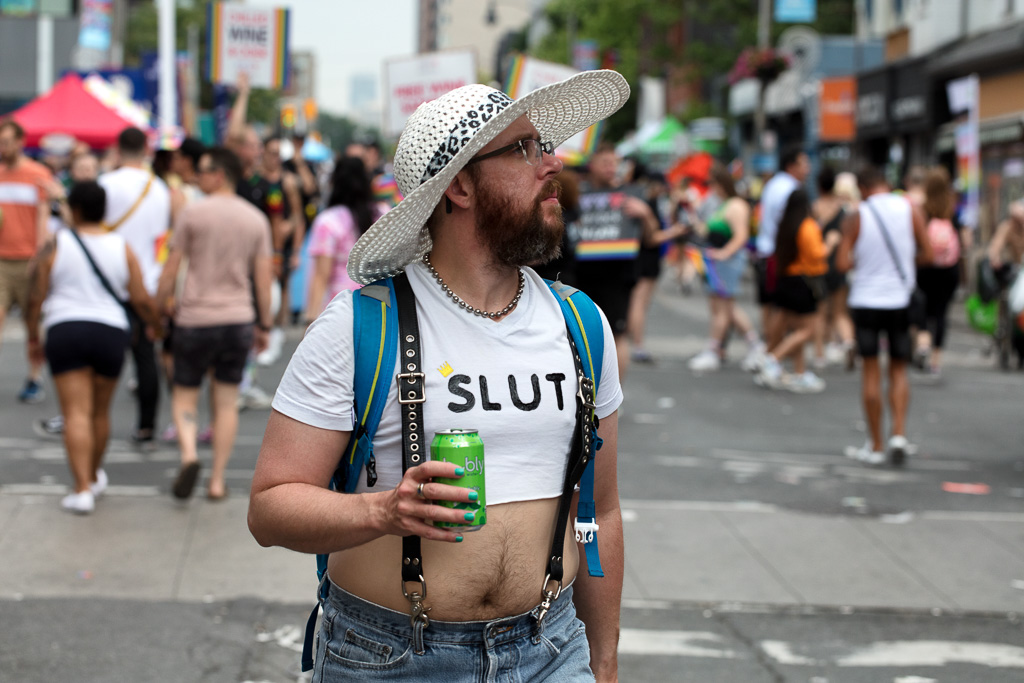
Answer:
[{"left": 24, "top": 181, "right": 159, "bottom": 515}]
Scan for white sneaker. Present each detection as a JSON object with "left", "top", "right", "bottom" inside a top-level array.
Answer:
[
  {"left": 61, "top": 490, "right": 95, "bottom": 515},
  {"left": 741, "top": 343, "right": 766, "bottom": 373},
  {"left": 754, "top": 357, "right": 783, "bottom": 388},
  {"left": 238, "top": 384, "right": 274, "bottom": 410},
  {"left": 784, "top": 371, "right": 826, "bottom": 394},
  {"left": 887, "top": 435, "right": 913, "bottom": 467},
  {"left": 825, "top": 342, "right": 847, "bottom": 366},
  {"left": 688, "top": 349, "right": 721, "bottom": 373},
  {"left": 90, "top": 468, "right": 108, "bottom": 498},
  {"left": 256, "top": 328, "right": 285, "bottom": 366},
  {"left": 845, "top": 442, "right": 886, "bottom": 466}
]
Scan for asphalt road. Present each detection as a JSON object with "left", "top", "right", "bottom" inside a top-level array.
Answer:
[{"left": 1, "top": 274, "right": 1022, "bottom": 682}]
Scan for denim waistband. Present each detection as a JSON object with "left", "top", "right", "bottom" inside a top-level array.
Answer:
[{"left": 323, "top": 577, "right": 576, "bottom": 647}]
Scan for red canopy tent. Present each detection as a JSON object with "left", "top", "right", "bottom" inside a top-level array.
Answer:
[{"left": 9, "top": 73, "right": 141, "bottom": 149}]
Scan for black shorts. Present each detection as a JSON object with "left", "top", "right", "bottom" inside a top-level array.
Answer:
[
  {"left": 278, "top": 242, "right": 294, "bottom": 286},
  {"left": 774, "top": 275, "right": 820, "bottom": 315},
  {"left": 45, "top": 321, "right": 129, "bottom": 378},
  {"left": 173, "top": 323, "right": 254, "bottom": 387},
  {"left": 754, "top": 256, "right": 775, "bottom": 305},
  {"left": 637, "top": 246, "right": 662, "bottom": 280},
  {"left": 851, "top": 307, "right": 911, "bottom": 361}
]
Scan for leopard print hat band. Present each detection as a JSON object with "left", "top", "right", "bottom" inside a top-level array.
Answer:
[{"left": 346, "top": 70, "right": 630, "bottom": 286}]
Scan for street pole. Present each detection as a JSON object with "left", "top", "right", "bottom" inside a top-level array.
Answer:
[
  {"left": 754, "top": 0, "right": 771, "bottom": 158},
  {"left": 157, "top": 0, "right": 178, "bottom": 128},
  {"left": 36, "top": 14, "right": 54, "bottom": 95}
]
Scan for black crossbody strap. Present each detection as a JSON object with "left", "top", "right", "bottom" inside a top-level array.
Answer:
[
  {"left": 67, "top": 229, "right": 133, "bottom": 316},
  {"left": 863, "top": 199, "right": 909, "bottom": 285},
  {"left": 392, "top": 273, "right": 431, "bottom": 642}
]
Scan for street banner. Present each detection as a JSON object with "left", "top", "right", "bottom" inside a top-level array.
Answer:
[
  {"left": 207, "top": 2, "right": 291, "bottom": 90},
  {"left": 77, "top": 0, "right": 113, "bottom": 51},
  {"left": 505, "top": 54, "right": 600, "bottom": 165},
  {"left": 383, "top": 49, "right": 476, "bottom": 138},
  {"left": 571, "top": 188, "right": 644, "bottom": 261},
  {"left": 818, "top": 77, "right": 856, "bottom": 142},
  {"left": 947, "top": 74, "right": 979, "bottom": 229},
  {"left": 775, "top": 0, "right": 816, "bottom": 23}
]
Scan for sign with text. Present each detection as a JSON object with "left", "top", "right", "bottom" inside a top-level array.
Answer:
[
  {"left": 505, "top": 54, "right": 602, "bottom": 165},
  {"left": 571, "top": 189, "right": 643, "bottom": 261},
  {"left": 775, "top": 0, "right": 816, "bottom": 23},
  {"left": 819, "top": 77, "right": 856, "bottom": 142},
  {"left": 948, "top": 74, "right": 979, "bottom": 229},
  {"left": 384, "top": 49, "right": 477, "bottom": 138},
  {"left": 207, "top": 2, "right": 291, "bottom": 90}
]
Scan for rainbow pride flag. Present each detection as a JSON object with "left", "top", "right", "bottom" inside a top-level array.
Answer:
[
  {"left": 576, "top": 239, "right": 641, "bottom": 261},
  {"left": 684, "top": 245, "right": 727, "bottom": 297}
]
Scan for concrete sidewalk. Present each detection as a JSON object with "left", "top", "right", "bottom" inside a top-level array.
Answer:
[{"left": 2, "top": 491, "right": 1022, "bottom": 616}]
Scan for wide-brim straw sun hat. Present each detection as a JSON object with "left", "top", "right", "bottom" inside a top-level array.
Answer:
[{"left": 347, "top": 69, "right": 631, "bottom": 285}]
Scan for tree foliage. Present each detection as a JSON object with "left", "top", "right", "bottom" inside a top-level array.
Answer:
[{"left": 531, "top": 0, "right": 855, "bottom": 140}]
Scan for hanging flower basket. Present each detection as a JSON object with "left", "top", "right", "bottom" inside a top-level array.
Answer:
[{"left": 728, "top": 47, "right": 791, "bottom": 86}]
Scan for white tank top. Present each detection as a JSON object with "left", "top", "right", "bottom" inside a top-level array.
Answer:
[
  {"left": 848, "top": 193, "right": 916, "bottom": 310},
  {"left": 43, "top": 229, "right": 131, "bottom": 331}
]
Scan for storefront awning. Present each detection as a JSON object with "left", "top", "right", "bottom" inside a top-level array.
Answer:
[
  {"left": 935, "top": 112, "right": 1024, "bottom": 153},
  {"left": 929, "top": 24, "right": 1024, "bottom": 77}
]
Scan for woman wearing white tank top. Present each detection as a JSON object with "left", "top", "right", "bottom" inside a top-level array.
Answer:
[{"left": 24, "top": 181, "right": 160, "bottom": 515}]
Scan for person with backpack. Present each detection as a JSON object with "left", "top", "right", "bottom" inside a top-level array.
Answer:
[
  {"left": 249, "top": 72, "right": 628, "bottom": 681},
  {"left": 913, "top": 167, "right": 962, "bottom": 376},
  {"left": 23, "top": 181, "right": 159, "bottom": 514}
]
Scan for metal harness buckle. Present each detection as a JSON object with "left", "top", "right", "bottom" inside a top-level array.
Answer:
[
  {"left": 576, "top": 375, "right": 596, "bottom": 410},
  {"left": 396, "top": 372, "right": 426, "bottom": 404},
  {"left": 535, "top": 574, "right": 563, "bottom": 625},
  {"left": 402, "top": 577, "right": 431, "bottom": 627}
]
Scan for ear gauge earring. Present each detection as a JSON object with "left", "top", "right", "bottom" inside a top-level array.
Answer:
[{"left": 445, "top": 196, "right": 453, "bottom": 214}]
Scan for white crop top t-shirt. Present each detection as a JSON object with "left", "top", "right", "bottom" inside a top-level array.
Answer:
[{"left": 272, "top": 262, "right": 623, "bottom": 505}]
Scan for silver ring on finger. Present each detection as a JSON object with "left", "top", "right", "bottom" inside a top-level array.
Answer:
[{"left": 416, "top": 482, "right": 428, "bottom": 500}]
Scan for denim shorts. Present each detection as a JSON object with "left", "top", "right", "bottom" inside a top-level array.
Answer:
[{"left": 313, "top": 578, "right": 594, "bottom": 682}]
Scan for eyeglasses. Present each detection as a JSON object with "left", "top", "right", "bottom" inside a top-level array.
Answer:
[{"left": 467, "top": 138, "right": 555, "bottom": 167}]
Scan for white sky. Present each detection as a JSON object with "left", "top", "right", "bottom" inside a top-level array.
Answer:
[{"left": 285, "top": 0, "right": 418, "bottom": 116}]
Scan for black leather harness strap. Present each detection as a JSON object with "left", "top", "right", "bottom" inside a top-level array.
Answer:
[
  {"left": 536, "top": 323, "right": 598, "bottom": 623},
  {"left": 393, "top": 273, "right": 431, "bottom": 651}
]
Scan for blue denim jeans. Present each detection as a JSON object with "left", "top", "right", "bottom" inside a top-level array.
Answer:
[{"left": 312, "top": 578, "right": 594, "bottom": 682}]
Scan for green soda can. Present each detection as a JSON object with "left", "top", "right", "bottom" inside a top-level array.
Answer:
[{"left": 431, "top": 429, "right": 486, "bottom": 531}]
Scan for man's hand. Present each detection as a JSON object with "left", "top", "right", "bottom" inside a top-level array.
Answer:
[
  {"left": 253, "top": 327, "right": 269, "bottom": 354},
  {"left": 374, "top": 462, "right": 479, "bottom": 542},
  {"left": 235, "top": 71, "right": 250, "bottom": 96},
  {"left": 622, "top": 196, "right": 649, "bottom": 219}
]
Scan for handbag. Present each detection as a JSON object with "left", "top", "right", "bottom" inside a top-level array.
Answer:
[{"left": 863, "top": 199, "right": 927, "bottom": 327}]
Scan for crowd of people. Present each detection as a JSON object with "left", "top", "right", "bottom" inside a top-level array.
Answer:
[
  {"left": 0, "top": 79, "right": 1014, "bottom": 518},
  {"left": 0, "top": 73, "right": 398, "bottom": 514}
]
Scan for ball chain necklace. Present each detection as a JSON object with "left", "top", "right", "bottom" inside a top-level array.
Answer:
[{"left": 422, "top": 253, "right": 524, "bottom": 319}]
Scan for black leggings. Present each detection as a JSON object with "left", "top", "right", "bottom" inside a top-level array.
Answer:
[{"left": 917, "top": 264, "right": 959, "bottom": 348}]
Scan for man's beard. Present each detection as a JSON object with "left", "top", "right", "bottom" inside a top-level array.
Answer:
[{"left": 474, "top": 176, "right": 564, "bottom": 268}]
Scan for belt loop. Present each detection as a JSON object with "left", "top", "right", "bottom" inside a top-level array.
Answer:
[{"left": 412, "top": 617, "right": 426, "bottom": 655}]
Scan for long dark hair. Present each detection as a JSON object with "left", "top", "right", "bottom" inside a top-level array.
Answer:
[
  {"left": 327, "top": 156, "right": 376, "bottom": 234},
  {"left": 774, "top": 188, "right": 810, "bottom": 274}
]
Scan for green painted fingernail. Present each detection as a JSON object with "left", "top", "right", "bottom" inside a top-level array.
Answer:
[
  {"left": 456, "top": 536, "right": 464, "bottom": 543},
  {"left": 468, "top": 491, "right": 479, "bottom": 501},
  {"left": 464, "top": 512, "right": 475, "bottom": 521},
  {"left": 454, "top": 467, "right": 464, "bottom": 476}
]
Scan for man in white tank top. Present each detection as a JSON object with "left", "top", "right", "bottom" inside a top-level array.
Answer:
[{"left": 836, "top": 165, "right": 931, "bottom": 467}]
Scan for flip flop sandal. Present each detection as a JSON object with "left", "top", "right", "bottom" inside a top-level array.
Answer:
[{"left": 172, "top": 461, "right": 201, "bottom": 500}]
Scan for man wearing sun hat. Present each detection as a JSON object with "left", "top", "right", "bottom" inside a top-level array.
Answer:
[{"left": 249, "top": 70, "right": 630, "bottom": 681}]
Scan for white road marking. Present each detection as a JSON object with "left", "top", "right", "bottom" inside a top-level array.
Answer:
[
  {"left": 653, "top": 455, "right": 703, "bottom": 467},
  {"left": 618, "top": 629, "right": 740, "bottom": 658},
  {"left": 620, "top": 499, "right": 778, "bottom": 513},
  {"left": 255, "top": 624, "right": 304, "bottom": 653},
  {"left": 760, "top": 640, "right": 817, "bottom": 665},
  {"left": 836, "top": 641, "right": 1024, "bottom": 668}
]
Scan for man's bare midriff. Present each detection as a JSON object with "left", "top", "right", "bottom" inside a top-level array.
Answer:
[{"left": 328, "top": 497, "right": 580, "bottom": 621}]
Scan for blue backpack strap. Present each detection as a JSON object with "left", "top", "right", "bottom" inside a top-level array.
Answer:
[
  {"left": 302, "top": 278, "right": 398, "bottom": 672},
  {"left": 546, "top": 279, "right": 605, "bottom": 578}
]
